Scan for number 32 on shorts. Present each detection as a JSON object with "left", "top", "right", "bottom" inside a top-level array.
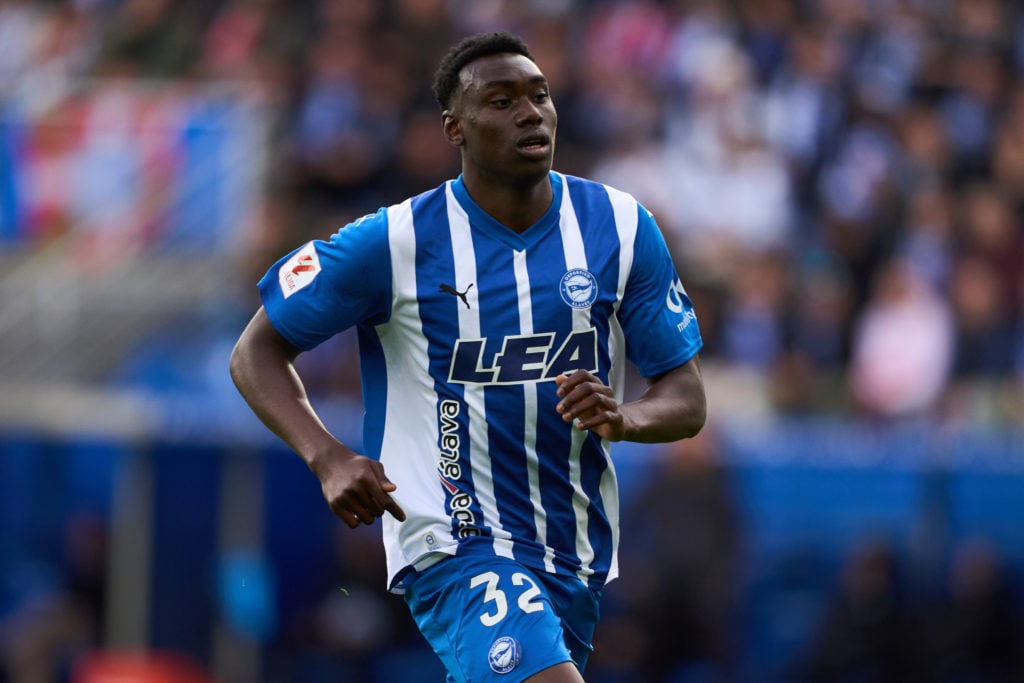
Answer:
[{"left": 470, "top": 571, "right": 545, "bottom": 627}]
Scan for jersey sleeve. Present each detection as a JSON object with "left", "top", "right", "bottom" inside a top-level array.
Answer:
[
  {"left": 617, "top": 204, "right": 703, "bottom": 377},
  {"left": 257, "top": 208, "right": 393, "bottom": 351}
]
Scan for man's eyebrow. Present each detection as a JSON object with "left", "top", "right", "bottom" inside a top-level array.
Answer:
[{"left": 481, "top": 75, "right": 549, "bottom": 89}]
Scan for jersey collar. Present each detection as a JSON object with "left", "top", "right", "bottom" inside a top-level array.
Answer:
[{"left": 450, "top": 172, "right": 563, "bottom": 250}]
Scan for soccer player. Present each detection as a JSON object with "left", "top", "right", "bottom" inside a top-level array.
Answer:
[{"left": 230, "top": 31, "right": 706, "bottom": 682}]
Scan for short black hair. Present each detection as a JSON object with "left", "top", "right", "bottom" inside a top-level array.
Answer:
[{"left": 432, "top": 32, "right": 535, "bottom": 111}]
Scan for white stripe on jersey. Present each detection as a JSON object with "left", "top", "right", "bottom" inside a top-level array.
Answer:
[
  {"left": 555, "top": 174, "right": 596, "bottom": 584},
  {"left": 600, "top": 184, "right": 639, "bottom": 582},
  {"left": 380, "top": 199, "right": 451, "bottom": 580},
  {"left": 513, "top": 248, "right": 556, "bottom": 574},
  {"left": 605, "top": 184, "right": 640, "bottom": 405},
  {"left": 444, "top": 183, "right": 514, "bottom": 558}
]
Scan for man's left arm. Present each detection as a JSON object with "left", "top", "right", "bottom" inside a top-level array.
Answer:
[{"left": 554, "top": 355, "right": 706, "bottom": 443}]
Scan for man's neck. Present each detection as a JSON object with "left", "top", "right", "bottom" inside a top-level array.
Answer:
[{"left": 461, "top": 172, "right": 553, "bottom": 233}]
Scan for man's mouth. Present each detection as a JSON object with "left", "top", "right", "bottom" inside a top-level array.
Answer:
[{"left": 516, "top": 132, "right": 552, "bottom": 158}]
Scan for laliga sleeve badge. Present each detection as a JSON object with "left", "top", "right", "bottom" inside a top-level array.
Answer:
[
  {"left": 488, "top": 636, "right": 522, "bottom": 675},
  {"left": 279, "top": 242, "right": 321, "bottom": 299}
]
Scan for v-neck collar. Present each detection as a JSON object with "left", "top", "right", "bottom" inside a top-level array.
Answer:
[{"left": 450, "top": 172, "right": 563, "bottom": 250}]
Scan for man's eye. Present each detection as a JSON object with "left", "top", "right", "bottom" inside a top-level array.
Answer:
[
  {"left": 534, "top": 92, "right": 550, "bottom": 103},
  {"left": 490, "top": 98, "right": 511, "bottom": 108}
]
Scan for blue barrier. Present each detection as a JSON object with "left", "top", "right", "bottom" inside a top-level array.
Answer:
[{"left": 2, "top": 425, "right": 1022, "bottom": 681}]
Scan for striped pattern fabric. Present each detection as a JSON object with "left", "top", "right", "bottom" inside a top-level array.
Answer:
[{"left": 259, "top": 172, "right": 702, "bottom": 592}]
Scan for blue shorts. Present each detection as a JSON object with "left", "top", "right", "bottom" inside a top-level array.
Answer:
[{"left": 403, "top": 554, "right": 602, "bottom": 681}]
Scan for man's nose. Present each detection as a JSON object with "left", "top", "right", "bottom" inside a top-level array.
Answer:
[{"left": 515, "top": 98, "right": 543, "bottom": 126}]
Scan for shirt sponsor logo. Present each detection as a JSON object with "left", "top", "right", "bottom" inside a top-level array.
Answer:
[
  {"left": 438, "top": 399, "right": 463, "bottom": 483},
  {"left": 665, "top": 276, "right": 687, "bottom": 313},
  {"left": 278, "top": 242, "right": 321, "bottom": 299},
  {"left": 559, "top": 269, "right": 598, "bottom": 309},
  {"left": 448, "top": 329, "right": 598, "bottom": 385},
  {"left": 488, "top": 636, "right": 522, "bottom": 674},
  {"left": 677, "top": 310, "right": 696, "bottom": 332},
  {"left": 437, "top": 399, "right": 479, "bottom": 539}
]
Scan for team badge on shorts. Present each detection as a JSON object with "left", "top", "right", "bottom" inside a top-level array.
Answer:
[
  {"left": 560, "top": 269, "right": 598, "bottom": 309},
  {"left": 488, "top": 636, "right": 522, "bottom": 674}
]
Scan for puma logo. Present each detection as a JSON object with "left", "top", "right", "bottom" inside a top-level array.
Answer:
[{"left": 440, "top": 283, "right": 474, "bottom": 309}]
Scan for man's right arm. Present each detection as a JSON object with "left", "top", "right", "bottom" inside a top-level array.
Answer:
[{"left": 229, "top": 307, "right": 406, "bottom": 527}]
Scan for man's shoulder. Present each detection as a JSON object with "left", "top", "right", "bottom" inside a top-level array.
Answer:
[
  {"left": 557, "top": 172, "right": 640, "bottom": 206},
  {"left": 405, "top": 179, "right": 453, "bottom": 208},
  {"left": 338, "top": 181, "right": 452, "bottom": 235}
]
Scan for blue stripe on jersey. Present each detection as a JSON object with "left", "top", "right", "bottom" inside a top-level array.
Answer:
[
  {"left": 580, "top": 431, "right": 611, "bottom": 574},
  {"left": 357, "top": 323, "right": 388, "bottom": 460},
  {"left": 409, "top": 185, "right": 489, "bottom": 545}
]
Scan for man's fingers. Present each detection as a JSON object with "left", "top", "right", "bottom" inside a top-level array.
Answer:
[
  {"left": 344, "top": 472, "right": 406, "bottom": 524},
  {"left": 334, "top": 506, "right": 361, "bottom": 529},
  {"left": 376, "top": 477, "right": 407, "bottom": 522},
  {"left": 384, "top": 496, "right": 407, "bottom": 522},
  {"left": 323, "top": 460, "right": 407, "bottom": 526},
  {"left": 559, "top": 388, "right": 615, "bottom": 423}
]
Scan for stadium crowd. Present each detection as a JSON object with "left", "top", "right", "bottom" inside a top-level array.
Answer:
[
  {"left": 3, "top": 0, "right": 1024, "bottom": 425},
  {"left": 2, "top": 0, "right": 1024, "bottom": 681}
]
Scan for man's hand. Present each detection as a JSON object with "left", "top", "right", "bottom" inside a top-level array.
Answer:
[
  {"left": 554, "top": 371, "right": 627, "bottom": 442},
  {"left": 315, "top": 451, "right": 407, "bottom": 528},
  {"left": 230, "top": 307, "right": 410, "bottom": 527}
]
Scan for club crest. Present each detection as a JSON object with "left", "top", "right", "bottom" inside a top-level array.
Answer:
[
  {"left": 560, "top": 269, "right": 598, "bottom": 309},
  {"left": 488, "top": 636, "right": 522, "bottom": 674}
]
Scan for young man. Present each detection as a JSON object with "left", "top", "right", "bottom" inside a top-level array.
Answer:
[{"left": 230, "top": 32, "right": 706, "bottom": 682}]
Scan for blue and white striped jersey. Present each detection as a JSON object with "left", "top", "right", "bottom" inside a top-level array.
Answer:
[{"left": 259, "top": 172, "right": 702, "bottom": 592}]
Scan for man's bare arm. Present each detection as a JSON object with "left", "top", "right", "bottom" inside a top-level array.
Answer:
[
  {"left": 229, "top": 307, "right": 405, "bottom": 526},
  {"left": 555, "top": 356, "right": 706, "bottom": 443}
]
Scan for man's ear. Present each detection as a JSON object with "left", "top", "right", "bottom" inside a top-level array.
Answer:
[{"left": 442, "top": 111, "right": 463, "bottom": 146}]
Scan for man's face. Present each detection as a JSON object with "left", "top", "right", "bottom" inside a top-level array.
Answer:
[{"left": 444, "top": 52, "right": 557, "bottom": 186}]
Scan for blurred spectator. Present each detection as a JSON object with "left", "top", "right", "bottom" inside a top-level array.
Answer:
[
  {"left": 280, "top": 524, "right": 430, "bottom": 682},
  {"left": 817, "top": 120, "right": 900, "bottom": 297},
  {"left": 661, "top": 35, "right": 794, "bottom": 262},
  {"left": 949, "top": 254, "right": 1016, "bottom": 380},
  {"left": 913, "top": 539, "right": 1024, "bottom": 683},
  {"left": 612, "top": 425, "right": 742, "bottom": 682},
  {"left": 761, "top": 16, "right": 847, "bottom": 177},
  {"left": 897, "top": 184, "right": 956, "bottom": 293},
  {"left": 719, "top": 250, "right": 787, "bottom": 371},
  {"left": 894, "top": 103, "right": 954, "bottom": 196},
  {"left": 991, "top": 83, "right": 1024, "bottom": 204},
  {"left": 848, "top": 257, "right": 953, "bottom": 419},
  {"left": 200, "top": 0, "right": 306, "bottom": 93},
  {"left": 383, "top": 105, "right": 461, "bottom": 198},
  {"left": 95, "top": 0, "right": 202, "bottom": 78},
  {"left": 0, "top": 514, "right": 107, "bottom": 683},
  {"left": 795, "top": 539, "right": 915, "bottom": 683},
  {"left": 0, "top": 1, "right": 98, "bottom": 102},
  {"left": 785, "top": 248, "right": 853, "bottom": 368},
  {"left": 956, "top": 182, "right": 1023, "bottom": 316},
  {"left": 770, "top": 245, "right": 855, "bottom": 415},
  {"left": 287, "top": 23, "right": 383, "bottom": 212}
]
